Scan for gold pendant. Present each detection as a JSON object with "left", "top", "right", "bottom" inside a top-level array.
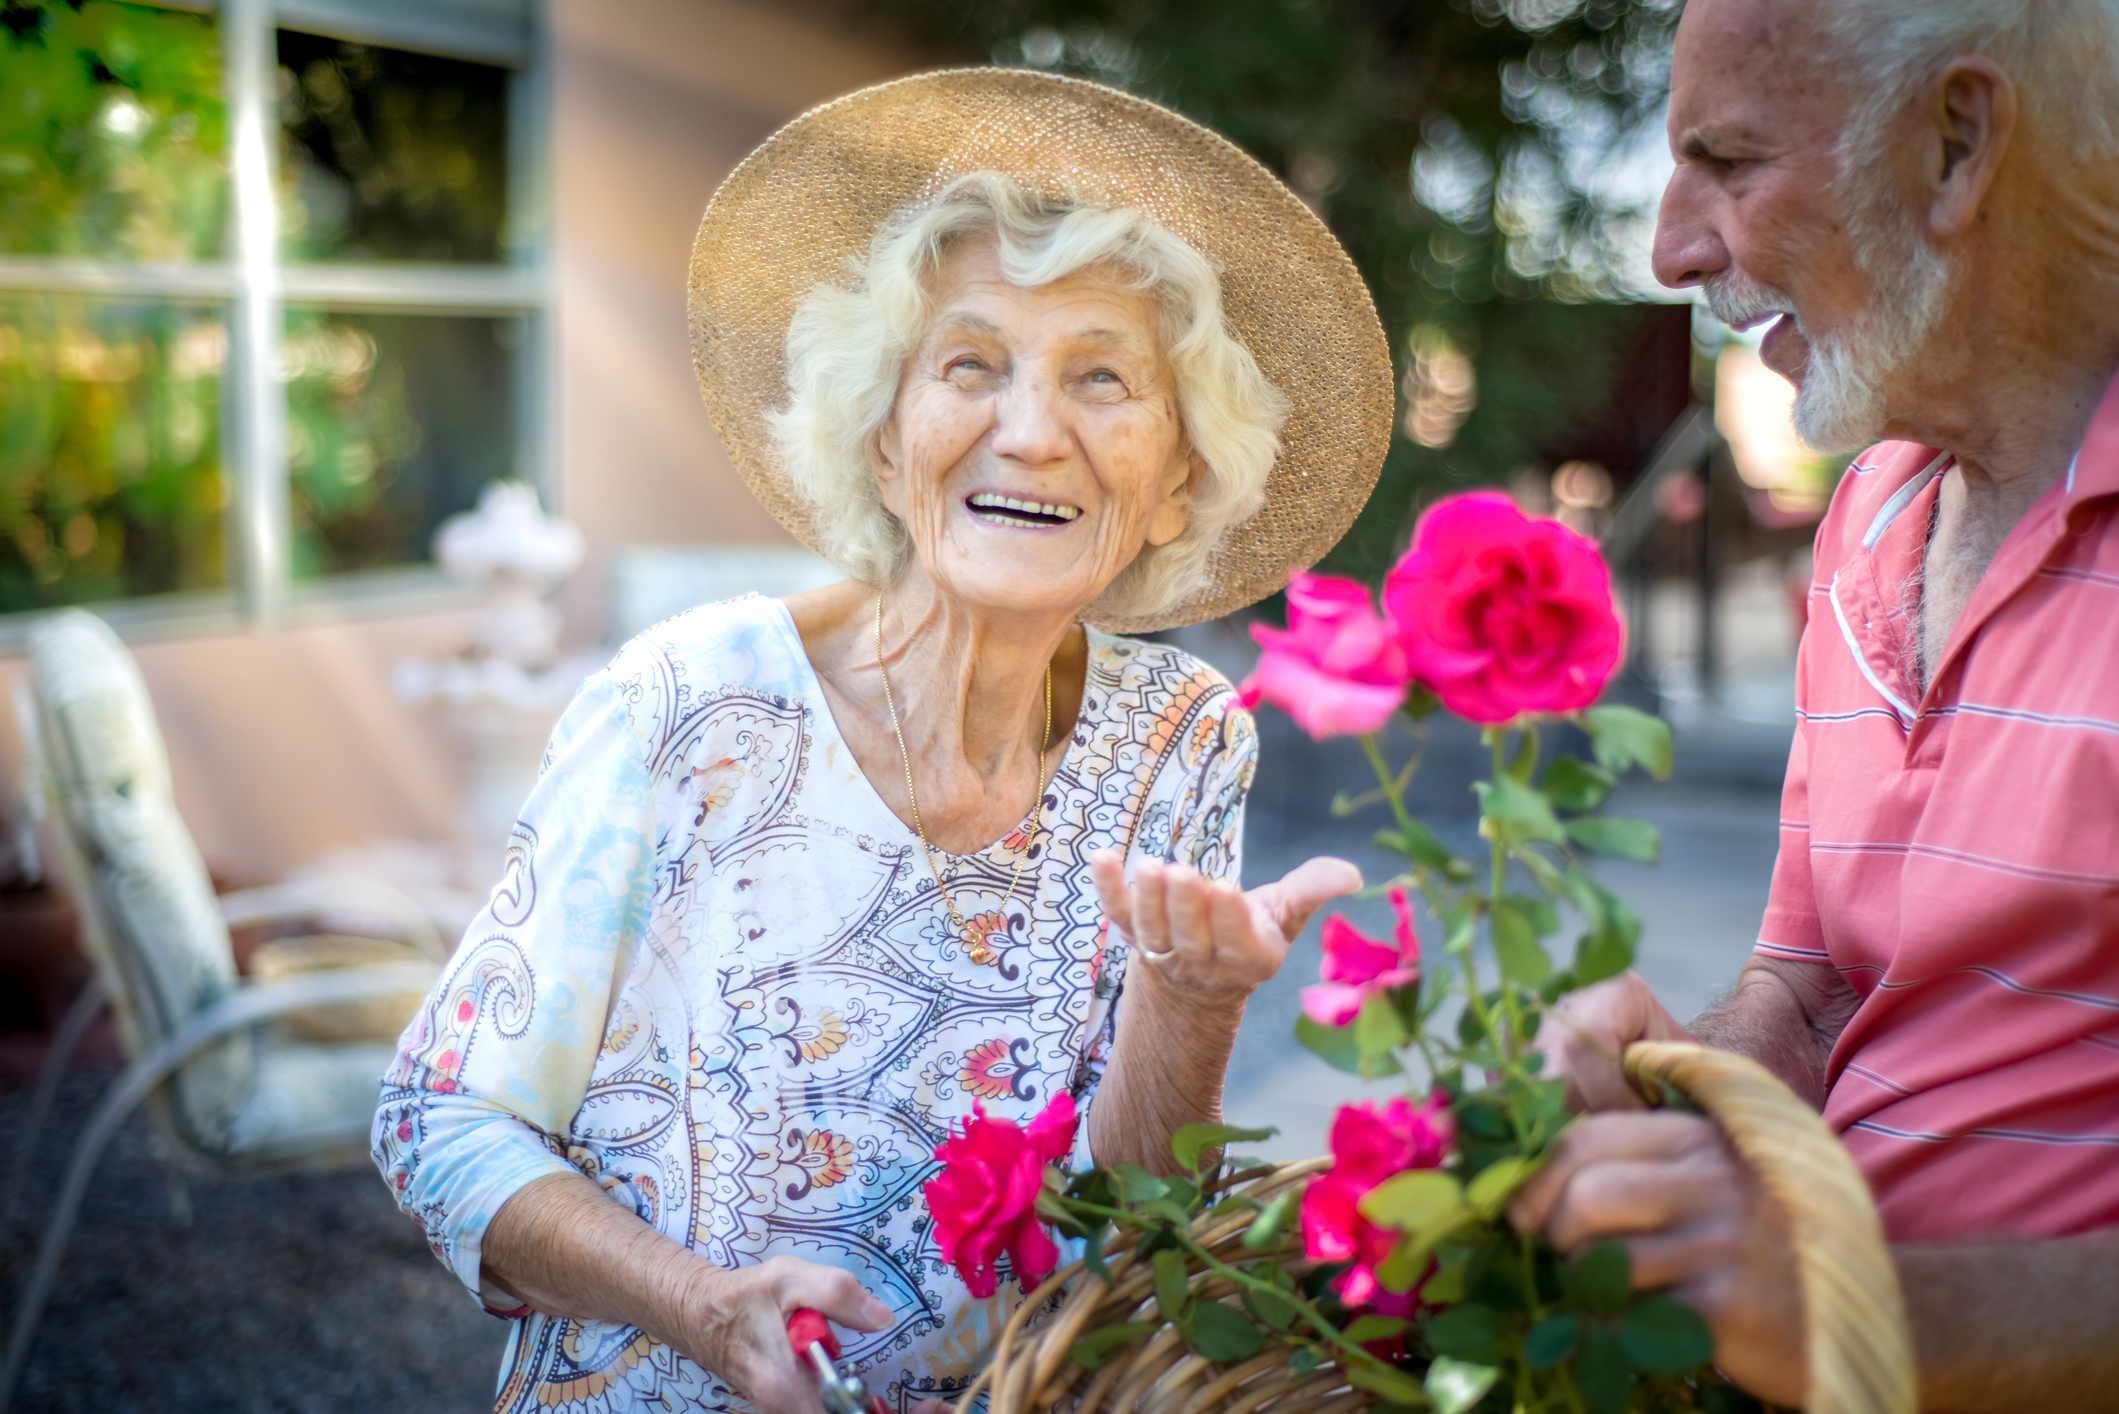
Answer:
[{"left": 967, "top": 940, "right": 996, "bottom": 967}]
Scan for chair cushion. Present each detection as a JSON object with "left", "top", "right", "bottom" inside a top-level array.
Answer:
[
  {"left": 221, "top": 1037, "right": 401, "bottom": 1164},
  {"left": 28, "top": 610, "right": 250, "bottom": 1147},
  {"left": 248, "top": 935, "right": 431, "bottom": 1043}
]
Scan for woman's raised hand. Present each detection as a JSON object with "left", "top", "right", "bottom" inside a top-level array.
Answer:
[
  {"left": 674, "top": 1256, "right": 894, "bottom": 1414},
  {"left": 1088, "top": 849, "right": 1362, "bottom": 1001}
]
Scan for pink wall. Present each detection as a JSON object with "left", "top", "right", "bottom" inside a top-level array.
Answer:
[{"left": 0, "top": 1, "right": 916, "bottom": 885}]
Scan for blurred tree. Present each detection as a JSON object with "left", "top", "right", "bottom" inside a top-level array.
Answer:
[{"left": 865, "top": 0, "right": 1687, "bottom": 581}]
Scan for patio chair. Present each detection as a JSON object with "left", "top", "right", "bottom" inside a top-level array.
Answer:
[{"left": 0, "top": 610, "right": 449, "bottom": 1413}]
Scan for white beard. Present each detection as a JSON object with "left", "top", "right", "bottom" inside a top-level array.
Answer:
[{"left": 1703, "top": 165, "right": 1953, "bottom": 455}]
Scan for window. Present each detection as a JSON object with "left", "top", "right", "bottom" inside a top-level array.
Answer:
[{"left": 0, "top": 0, "right": 546, "bottom": 635}]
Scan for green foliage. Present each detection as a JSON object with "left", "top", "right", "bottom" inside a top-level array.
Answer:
[
  {"left": 1169, "top": 1122, "right": 1277, "bottom": 1172},
  {"left": 1180, "top": 1300, "right": 1267, "bottom": 1361},
  {"left": 1524, "top": 1313, "right": 1580, "bottom": 1369},
  {"left": 1583, "top": 705, "right": 1676, "bottom": 782},
  {"left": 1474, "top": 773, "right": 1567, "bottom": 846},
  {"left": 864, "top": 0, "right": 1684, "bottom": 572},
  {"left": 1069, "top": 1322, "right": 1157, "bottom": 1369},
  {"left": 1561, "top": 1241, "right": 1633, "bottom": 1316},
  {"left": 1423, "top": 1303, "right": 1502, "bottom": 1363},
  {"left": 1540, "top": 754, "right": 1616, "bottom": 812},
  {"left": 1565, "top": 815, "right": 1662, "bottom": 863},
  {"left": 1425, "top": 1356, "right": 1501, "bottom": 1414},
  {"left": 1619, "top": 1295, "right": 1715, "bottom": 1376},
  {"left": 1577, "top": 1324, "right": 1637, "bottom": 1414},
  {"left": 1296, "top": 1010, "right": 1404, "bottom": 1077}
]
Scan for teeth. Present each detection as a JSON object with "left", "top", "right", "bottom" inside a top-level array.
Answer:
[{"left": 968, "top": 494, "right": 1081, "bottom": 522}]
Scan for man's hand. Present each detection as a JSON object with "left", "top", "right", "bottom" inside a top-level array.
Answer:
[
  {"left": 1509, "top": 1111, "right": 1806, "bottom": 1407},
  {"left": 673, "top": 1257, "right": 893, "bottom": 1414},
  {"left": 1534, "top": 971, "right": 1698, "bottom": 1112}
]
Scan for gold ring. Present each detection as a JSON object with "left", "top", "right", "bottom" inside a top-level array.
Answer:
[{"left": 1136, "top": 942, "right": 1176, "bottom": 963}]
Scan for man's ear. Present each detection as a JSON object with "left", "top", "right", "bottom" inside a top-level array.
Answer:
[
  {"left": 1144, "top": 447, "right": 1206, "bottom": 549},
  {"left": 1922, "top": 56, "right": 2015, "bottom": 239}
]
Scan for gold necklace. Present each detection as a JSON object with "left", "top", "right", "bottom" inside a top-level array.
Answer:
[{"left": 874, "top": 596, "right": 1053, "bottom": 966}]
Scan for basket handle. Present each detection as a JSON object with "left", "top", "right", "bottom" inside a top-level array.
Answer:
[{"left": 1622, "top": 1041, "right": 1916, "bottom": 1414}]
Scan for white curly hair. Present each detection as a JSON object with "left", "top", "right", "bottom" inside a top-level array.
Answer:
[{"left": 765, "top": 172, "right": 1289, "bottom": 626}]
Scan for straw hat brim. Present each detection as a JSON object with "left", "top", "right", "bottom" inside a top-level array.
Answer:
[{"left": 686, "top": 67, "right": 1395, "bottom": 634}]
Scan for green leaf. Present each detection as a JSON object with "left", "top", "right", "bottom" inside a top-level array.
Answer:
[
  {"left": 1289, "top": 1346, "right": 1322, "bottom": 1375},
  {"left": 1564, "top": 815, "right": 1662, "bottom": 864},
  {"left": 1489, "top": 900, "right": 1551, "bottom": 987},
  {"left": 1344, "top": 1358, "right": 1429, "bottom": 1405},
  {"left": 1561, "top": 1240, "right": 1632, "bottom": 1316},
  {"left": 1178, "top": 1300, "right": 1266, "bottom": 1361},
  {"left": 1524, "top": 1313, "right": 1580, "bottom": 1369},
  {"left": 1296, "top": 1012, "right": 1404, "bottom": 1077},
  {"left": 1114, "top": 1163, "right": 1170, "bottom": 1204},
  {"left": 1475, "top": 773, "right": 1567, "bottom": 845},
  {"left": 1082, "top": 1223, "right": 1111, "bottom": 1285},
  {"left": 1240, "top": 1283, "right": 1300, "bottom": 1332},
  {"left": 1033, "top": 1187, "right": 1089, "bottom": 1238},
  {"left": 1425, "top": 1357, "right": 1500, "bottom": 1414},
  {"left": 1404, "top": 683, "right": 1442, "bottom": 720},
  {"left": 1422, "top": 1303, "right": 1501, "bottom": 1363},
  {"left": 1374, "top": 1229, "right": 1439, "bottom": 1294},
  {"left": 1067, "top": 1322, "right": 1157, "bottom": 1369},
  {"left": 1243, "top": 1189, "right": 1297, "bottom": 1249},
  {"left": 1541, "top": 754, "right": 1616, "bottom": 812},
  {"left": 1572, "top": 896, "right": 1641, "bottom": 987},
  {"left": 1152, "top": 1248, "right": 1190, "bottom": 1323},
  {"left": 1442, "top": 903, "right": 1477, "bottom": 955},
  {"left": 1464, "top": 1154, "right": 1541, "bottom": 1218},
  {"left": 1357, "top": 1169, "right": 1464, "bottom": 1231},
  {"left": 1582, "top": 704, "right": 1674, "bottom": 782},
  {"left": 1505, "top": 893, "right": 1561, "bottom": 937},
  {"left": 1171, "top": 1122, "right": 1277, "bottom": 1171},
  {"left": 1338, "top": 1314, "right": 1409, "bottom": 1344},
  {"left": 1356, "top": 991, "right": 1410, "bottom": 1059},
  {"left": 1375, "top": 817, "right": 1455, "bottom": 871},
  {"left": 1620, "top": 1294, "right": 1715, "bottom": 1376},
  {"left": 1576, "top": 1324, "right": 1635, "bottom": 1414},
  {"left": 1510, "top": 843, "right": 1569, "bottom": 896},
  {"left": 1418, "top": 1247, "right": 1473, "bottom": 1304},
  {"left": 1211, "top": 1194, "right": 1260, "bottom": 1218}
]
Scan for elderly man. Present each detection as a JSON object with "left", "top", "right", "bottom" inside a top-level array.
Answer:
[{"left": 1513, "top": 0, "right": 2119, "bottom": 1408}]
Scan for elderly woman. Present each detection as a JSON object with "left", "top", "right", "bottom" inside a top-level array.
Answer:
[{"left": 374, "top": 71, "right": 1391, "bottom": 1414}]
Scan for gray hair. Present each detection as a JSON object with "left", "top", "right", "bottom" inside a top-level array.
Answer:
[
  {"left": 765, "top": 172, "right": 1287, "bottom": 626},
  {"left": 1826, "top": 0, "right": 2119, "bottom": 163}
]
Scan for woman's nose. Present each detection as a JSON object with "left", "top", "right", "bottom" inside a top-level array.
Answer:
[{"left": 989, "top": 375, "right": 1072, "bottom": 468}]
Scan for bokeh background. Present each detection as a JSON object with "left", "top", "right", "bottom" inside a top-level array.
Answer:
[{"left": 0, "top": 1, "right": 1827, "bottom": 1408}]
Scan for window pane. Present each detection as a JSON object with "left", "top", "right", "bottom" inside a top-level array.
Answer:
[
  {"left": 286, "top": 308, "right": 520, "bottom": 578},
  {"left": 277, "top": 32, "right": 510, "bottom": 263},
  {"left": 0, "top": 295, "right": 230, "bottom": 612},
  {"left": 0, "top": 2, "right": 227, "bottom": 260}
]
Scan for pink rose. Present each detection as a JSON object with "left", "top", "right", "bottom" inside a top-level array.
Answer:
[
  {"left": 1238, "top": 572, "right": 1413, "bottom": 740},
  {"left": 1383, "top": 492, "right": 1623, "bottom": 724},
  {"left": 1301, "top": 1092, "right": 1455, "bottom": 1307},
  {"left": 1301, "top": 888, "right": 1420, "bottom": 1028},
  {"left": 923, "top": 1092, "right": 1078, "bottom": 1298}
]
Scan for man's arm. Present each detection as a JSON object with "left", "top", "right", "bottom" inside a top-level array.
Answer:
[
  {"left": 1690, "top": 954, "right": 1862, "bottom": 1109},
  {"left": 1899, "top": 1230, "right": 2119, "bottom": 1409}
]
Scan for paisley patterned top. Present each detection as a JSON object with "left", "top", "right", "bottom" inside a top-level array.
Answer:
[{"left": 371, "top": 594, "right": 1257, "bottom": 1413}]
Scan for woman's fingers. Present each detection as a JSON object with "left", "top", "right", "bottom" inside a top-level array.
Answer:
[
  {"left": 1258, "top": 856, "right": 1363, "bottom": 940},
  {"left": 1132, "top": 857, "right": 1173, "bottom": 955},
  {"left": 1161, "top": 865, "right": 1215, "bottom": 958},
  {"left": 767, "top": 1258, "right": 894, "bottom": 1333},
  {"left": 1089, "top": 849, "right": 1133, "bottom": 942}
]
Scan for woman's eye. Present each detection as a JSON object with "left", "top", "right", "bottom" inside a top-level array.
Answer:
[
  {"left": 1085, "top": 369, "right": 1121, "bottom": 385},
  {"left": 949, "top": 358, "right": 985, "bottom": 374}
]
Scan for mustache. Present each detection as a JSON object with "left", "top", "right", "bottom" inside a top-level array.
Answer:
[{"left": 1703, "top": 271, "right": 1802, "bottom": 333}]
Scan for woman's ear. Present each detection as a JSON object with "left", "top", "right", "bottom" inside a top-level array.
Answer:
[
  {"left": 1144, "top": 447, "right": 1206, "bottom": 548},
  {"left": 869, "top": 415, "right": 907, "bottom": 515}
]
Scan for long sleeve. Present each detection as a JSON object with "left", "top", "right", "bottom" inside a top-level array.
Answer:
[{"left": 372, "top": 669, "right": 660, "bottom": 1309}]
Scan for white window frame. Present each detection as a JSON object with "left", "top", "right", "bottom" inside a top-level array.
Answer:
[{"left": 0, "top": 0, "right": 551, "bottom": 645}]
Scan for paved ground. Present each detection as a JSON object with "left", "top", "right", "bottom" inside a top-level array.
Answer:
[{"left": 0, "top": 668, "right": 1789, "bottom": 1412}]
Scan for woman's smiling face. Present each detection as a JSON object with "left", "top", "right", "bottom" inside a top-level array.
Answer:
[{"left": 873, "top": 236, "right": 1200, "bottom": 618}]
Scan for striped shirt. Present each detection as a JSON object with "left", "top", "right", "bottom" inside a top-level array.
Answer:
[{"left": 1755, "top": 378, "right": 2119, "bottom": 1244}]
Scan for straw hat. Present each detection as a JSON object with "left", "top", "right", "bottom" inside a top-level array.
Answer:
[{"left": 687, "top": 68, "right": 1395, "bottom": 634}]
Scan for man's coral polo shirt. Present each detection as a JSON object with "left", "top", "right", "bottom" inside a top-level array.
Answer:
[{"left": 1753, "top": 377, "right": 2119, "bottom": 1244}]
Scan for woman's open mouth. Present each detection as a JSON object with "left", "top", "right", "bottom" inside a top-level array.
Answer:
[{"left": 966, "top": 493, "right": 1083, "bottom": 528}]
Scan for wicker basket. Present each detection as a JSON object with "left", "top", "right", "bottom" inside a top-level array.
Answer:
[{"left": 964, "top": 1043, "right": 1915, "bottom": 1414}]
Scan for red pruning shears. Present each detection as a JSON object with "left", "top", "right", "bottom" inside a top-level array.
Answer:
[{"left": 787, "top": 1308, "right": 889, "bottom": 1414}]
